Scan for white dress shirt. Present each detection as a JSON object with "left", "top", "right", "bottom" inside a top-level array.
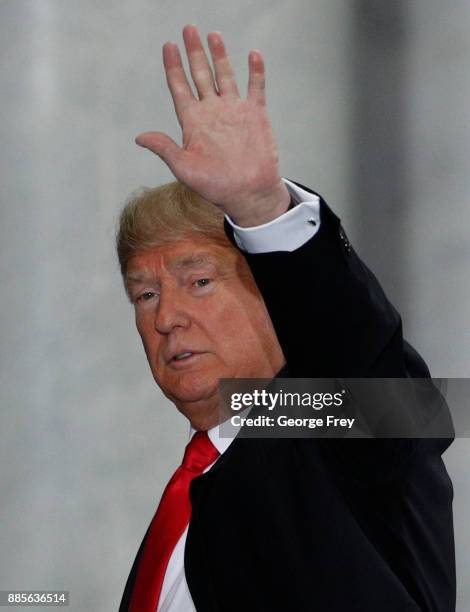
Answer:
[{"left": 156, "top": 179, "right": 321, "bottom": 612}]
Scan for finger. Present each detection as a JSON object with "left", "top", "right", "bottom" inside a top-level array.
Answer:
[
  {"left": 163, "top": 42, "right": 196, "bottom": 122},
  {"left": 247, "top": 50, "right": 266, "bottom": 106},
  {"left": 207, "top": 31, "right": 239, "bottom": 97},
  {"left": 135, "top": 132, "right": 187, "bottom": 177},
  {"left": 182, "top": 24, "right": 217, "bottom": 99}
]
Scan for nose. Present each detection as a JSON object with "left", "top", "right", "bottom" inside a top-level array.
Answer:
[{"left": 153, "top": 286, "right": 191, "bottom": 334}]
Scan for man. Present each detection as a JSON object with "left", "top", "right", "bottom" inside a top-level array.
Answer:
[{"left": 118, "top": 25, "right": 455, "bottom": 612}]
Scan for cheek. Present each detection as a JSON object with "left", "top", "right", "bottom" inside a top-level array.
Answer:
[
  {"left": 217, "top": 291, "right": 275, "bottom": 354},
  {"left": 136, "top": 316, "right": 159, "bottom": 363}
]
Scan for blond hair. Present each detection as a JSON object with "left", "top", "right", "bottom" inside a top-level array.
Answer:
[{"left": 116, "top": 181, "right": 231, "bottom": 276}]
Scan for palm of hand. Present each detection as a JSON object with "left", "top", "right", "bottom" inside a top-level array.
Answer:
[
  {"left": 178, "top": 97, "right": 279, "bottom": 208},
  {"left": 136, "top": 25, "right": 289, "bottom": 226}
]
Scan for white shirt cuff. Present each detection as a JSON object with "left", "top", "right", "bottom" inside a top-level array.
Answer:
[{"left": 225, "top": 179, "right": 321, "bottom": 253}]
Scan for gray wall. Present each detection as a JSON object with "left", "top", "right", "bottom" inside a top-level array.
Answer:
[{"left": 0, "top": 1, "right": 468, "bottom": 610}]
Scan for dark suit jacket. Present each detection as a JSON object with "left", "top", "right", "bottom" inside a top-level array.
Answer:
[{"left": 120, "top": 184, "right": 455, "bottom": 611}]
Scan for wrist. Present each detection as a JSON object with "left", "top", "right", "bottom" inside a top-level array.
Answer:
[{"left": 229, "top": 181, "right": 291, "bottom": 227}]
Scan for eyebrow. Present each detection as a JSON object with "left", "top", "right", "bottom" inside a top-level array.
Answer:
[
  {"left": 125, "top": 253, "right": 217, "bottom": 286},
  {"left": 125, "top": 272, "right": 154, "bottom": 285},
  {"left": 172, "top": 253, "right": 215, "bottom": 270}
]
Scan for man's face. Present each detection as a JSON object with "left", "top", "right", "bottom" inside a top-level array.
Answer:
[{"left": 125, "top": 235, "right": 285, "bottom": 430}]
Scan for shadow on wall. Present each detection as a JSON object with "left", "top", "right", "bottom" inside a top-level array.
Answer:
[{"left": 351, "top": 0, "right": 409, "bottom": 311}]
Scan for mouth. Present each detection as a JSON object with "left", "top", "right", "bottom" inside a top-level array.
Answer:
[
  {"left": 167, "top": 351, "right": 207, "bottom": 366},
  {"left": 173, "top": 351, "right": 194, "bottom": 361}
]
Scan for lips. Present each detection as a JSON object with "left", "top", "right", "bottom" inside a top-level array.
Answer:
[
  {"left": 174, "top": 351, "right": 193, "bottom": 361},
  {"left": 165, "top": 349, "right": 205, "bottom": 364}
]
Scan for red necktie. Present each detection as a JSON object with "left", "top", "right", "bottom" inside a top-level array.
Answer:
[{"left": 130, "top": 431, "right": 220, "bottom": 612}]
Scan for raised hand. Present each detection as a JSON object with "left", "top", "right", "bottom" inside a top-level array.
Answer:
[{"left": 136, "top": 25, "right": 290, "bottom": 227}]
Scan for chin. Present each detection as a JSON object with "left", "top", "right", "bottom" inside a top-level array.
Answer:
[
  {"left": 165, "top": 373, "right": 220, "bottom": 409},
  {"left": 173, "top": 378, "right": 221, "bottom": 430},
  {"left": 175, "top": 391, "right": 221, "bottom": 431}
]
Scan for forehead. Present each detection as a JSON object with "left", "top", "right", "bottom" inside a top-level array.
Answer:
[{"left": 125, "top": 237, "right": 238, "bottom": 282}]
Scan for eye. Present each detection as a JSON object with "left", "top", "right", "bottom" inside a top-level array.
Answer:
[
  {"left": 135, "top": 291, "right": 157, "bottom": 303},
  {"left": 193, "top": 278, "right": 211, "bottom": 287}
]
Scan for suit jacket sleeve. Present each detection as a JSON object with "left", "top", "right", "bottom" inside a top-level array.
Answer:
[
  {"left": 225, "top": 184, "right": 405, "bottom": 378},
  {"left": 224, "top": 183, "right": 454, "bottom": 480}
]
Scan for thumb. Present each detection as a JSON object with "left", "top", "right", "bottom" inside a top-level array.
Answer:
[{"left": 135, "top": 131, "right": 186, "bottom": 175}]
